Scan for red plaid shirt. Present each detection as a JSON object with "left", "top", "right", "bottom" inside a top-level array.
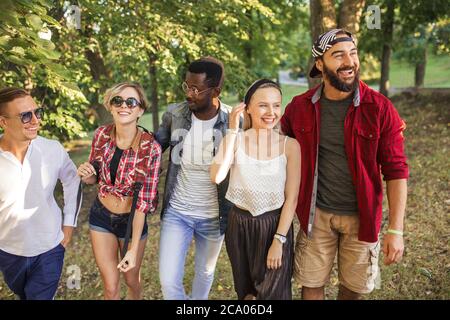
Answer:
[
  {"left": 281, "top": 81, "right": 409, "bottom": 242},
  {"left": 89, "top": 125, "right": 162, "bottom": 214}
]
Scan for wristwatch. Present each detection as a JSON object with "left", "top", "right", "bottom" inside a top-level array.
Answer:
[{"left": 274, "top": 233, "right": 287, "bottom": 244}]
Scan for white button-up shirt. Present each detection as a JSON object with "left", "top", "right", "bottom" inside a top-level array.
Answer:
[{"left": 0, "top": 136, "right": 81, "bottom": 257}]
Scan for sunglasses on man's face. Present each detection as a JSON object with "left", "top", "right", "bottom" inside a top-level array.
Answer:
[
  {"left": 10, "top": 108, "right": 44, "bottom": 124},
  {"left": 110, "top": 96, "right": 141, "bottom": 109}
]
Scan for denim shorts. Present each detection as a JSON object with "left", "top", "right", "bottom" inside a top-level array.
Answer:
[{"left": 89, "top": 197, "right": 148, "bottom": 241}]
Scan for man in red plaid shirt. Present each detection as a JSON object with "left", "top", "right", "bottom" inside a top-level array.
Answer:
[{"left": 281, "top": 29, "right": 409, "bottom": 300}]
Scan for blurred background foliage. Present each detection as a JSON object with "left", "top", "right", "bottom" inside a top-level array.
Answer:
[{"left": 0, "top": 0, "right": 448, "bottom": 140}]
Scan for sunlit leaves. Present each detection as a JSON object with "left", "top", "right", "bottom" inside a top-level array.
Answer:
[
  {"left": 1, "top": 0, "right": 307, "bottom": 140},
  {"left": 0, "top": 0, "right": 90, "bottom": 140},
  {"left": 26, "top": 13, "right": 44, "bottom": 31}
]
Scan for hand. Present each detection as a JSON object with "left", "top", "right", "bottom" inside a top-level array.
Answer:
[
  {"left": 117, "top": 250, "right": 137, "bottom": 273},
  {"left": 77, "top": 162, "right": 97, "bottom": 184},
  {"left": 60, "top": 226, "right": 74, "bottom": 248},
  {"left": 382, "top": 233, "right": 404, "bottom": 265},
  {"left": 229, "top": 102, "right": 246, "bottom": 130},
  {"left": 266, "top": 240, "right": 283, "bottom": 270}
]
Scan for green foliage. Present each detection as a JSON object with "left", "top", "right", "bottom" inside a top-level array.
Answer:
[
  {"left": 0, "top": 0, "right": 90, "bottom": 140},
  {"left": 393, "top": 0, "right": 449, "bottom": 66},
  {"left": 86, "top": 0, "right": 306, "bottom": 102},
  {"left": 433, "top": 19, "right": 450, "bottom": 54},
  {"left": 0, "top": 0, "right": 309, "bottom": 140},
  {"left": 393, "top": 25, "right": 430, "bottom": 64},
  {"left": 1, "top": 0, "right": 448, "bottom": 141},
  {"left": 357, "top": 0, "right": 449, "bottom": 83}
]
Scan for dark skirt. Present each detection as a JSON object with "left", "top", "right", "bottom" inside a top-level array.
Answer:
[{"left": 225, "top": 205, "right": 294, "bottom": 300}]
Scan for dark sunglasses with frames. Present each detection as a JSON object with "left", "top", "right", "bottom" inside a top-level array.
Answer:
[
  {"left": 2, "top": 107, "right": 44, "bottom": 124},
  {"left": 110, "top": 96, "right": 141, "bottom": 109}
]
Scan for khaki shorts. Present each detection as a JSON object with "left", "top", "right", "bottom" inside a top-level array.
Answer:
[{"left": 294, "top": 207, "right": 380, "bottom": 294}]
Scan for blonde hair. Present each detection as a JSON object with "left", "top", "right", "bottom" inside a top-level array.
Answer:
[{"left": 103, "top": 82, "right": 149, "bottom": 111}]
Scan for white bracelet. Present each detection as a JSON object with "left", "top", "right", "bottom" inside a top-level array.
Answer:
[{"left": 228, "top": 128, "right": 239, "bottom": 135}]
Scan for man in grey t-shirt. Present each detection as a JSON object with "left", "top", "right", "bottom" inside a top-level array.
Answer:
[{"left": 317, "top": 94, "right": 358, "bottom": 215}]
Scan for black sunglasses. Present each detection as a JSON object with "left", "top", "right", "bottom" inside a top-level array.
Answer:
[
  {"left": 16, "top": 108, "right": 44, "bottom": 124},
  {"left": 110, "top": 96, "right": 141, "bottom": 109}
]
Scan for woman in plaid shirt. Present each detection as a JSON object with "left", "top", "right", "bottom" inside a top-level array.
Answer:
[{"left": 77, "top": 82, "right": 161, "bottom": 299}]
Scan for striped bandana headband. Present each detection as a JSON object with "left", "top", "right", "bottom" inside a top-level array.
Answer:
[{"left": 309, "top": 29, "right": 356, "bottom": 78}]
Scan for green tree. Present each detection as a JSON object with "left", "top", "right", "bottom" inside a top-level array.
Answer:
[
  {"left": 75, "top": 0, "right": 305, "bottom": 130},
  {"left": 1, "top": 1, "right": 309, "bottom": 137},
  {"left": 0, "top": 0, "right": 90, "bottom": 140},
  {"left": 396, "top": 0, "right": 449, "bottom": 88}
]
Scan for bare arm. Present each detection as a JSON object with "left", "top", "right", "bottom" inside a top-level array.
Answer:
[
  {"left": 267, "top": 138, "right": 301, "bottom": 269},
  {"left": 210, "top": 102, "right": 245, "bottom": 184},
  {"left": 383, "top": 178, "right": 407, "bottom": 265},
  {"left": 130, "top": 210, "right": 146, "bottom": 253},
  {"left": 277, "top": 138, "right": 301, "bottom": 236},
  {"left": 117, "top": 210, "right": 146, "bottom": 272},
  {"left": 387, "top": 179, "right": 407, "bottom": 230},
  {"left": 210, "top": 132, "right": 238, "bottom": 184}
]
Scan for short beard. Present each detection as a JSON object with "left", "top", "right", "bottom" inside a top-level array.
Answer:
[
  {"left": 187, "top": 100, "right": 210, "bottom": 113},
  {"left": 323, "top": 62, "right": 359, "bottom": 93}
]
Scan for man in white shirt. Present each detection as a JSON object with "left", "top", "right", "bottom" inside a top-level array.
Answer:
[
  {"left": 0, "top": 87, "right": 81, "bottom": 300},
  {"left": 156, "top": 57, "right": 235, "bottom": 300}
]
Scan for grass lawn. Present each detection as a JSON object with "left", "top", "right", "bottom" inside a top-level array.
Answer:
[{"left": 386, "top": 54, "right": 450, "bottom": 88}]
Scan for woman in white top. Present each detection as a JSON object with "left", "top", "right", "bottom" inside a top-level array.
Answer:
[{"left": 211, "top": 79, "right": 300, "bottom": 300}]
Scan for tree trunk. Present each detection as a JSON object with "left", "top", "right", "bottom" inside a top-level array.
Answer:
[
  {"left": 379, "top": 0, "right": 395, "bottom": 97},
  {"left": 379, "top": 44, "right": 392, "bottom": 97},
  {"left": 24, "top": 66, "right": 34, "bottom": 91},
  {"left": 308, "top": 0, "right": 337, "bottom": 88},
  {"left": 84, "top": 48, "right": 110, "bottom": 84},
  {"left": 244, "top": 10, "right": 253, "bottom": 71},
  {"left": 312, "top": 0, "right": 337, "bottom": 40},
  {"left": 82, "top": 21, "right": 113, "bottom": 125},
  {"left": 84, "top": 47, "right": 113, "bottom": 125},
  {"left": 148, "top": 52, "right": 159, "bottom": 132},
  {"left": 414, "top": 47, "right": 426, "bottom": 88},
  {"left": 338, "top": 0, "right": 366, "bottom": 33}
]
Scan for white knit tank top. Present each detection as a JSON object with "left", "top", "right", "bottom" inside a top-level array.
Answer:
[{"left": 225, "top": 133, "right": 287, "bottom": 216}]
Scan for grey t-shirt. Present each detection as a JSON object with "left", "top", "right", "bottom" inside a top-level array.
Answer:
[{"left": 316, "top": 94, "right": 358, "bottom": 215}]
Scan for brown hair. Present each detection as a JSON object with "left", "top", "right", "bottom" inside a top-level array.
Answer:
[
  {"left": 0, "top": 87, "right": 30, "bottom": 115},
  {"left": 103, "top": 82, "right": 149, "bottom": 111}
]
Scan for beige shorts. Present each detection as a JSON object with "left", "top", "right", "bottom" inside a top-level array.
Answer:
[{"left": 294, "top": 207, "right": 380, "bottom": 294}]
